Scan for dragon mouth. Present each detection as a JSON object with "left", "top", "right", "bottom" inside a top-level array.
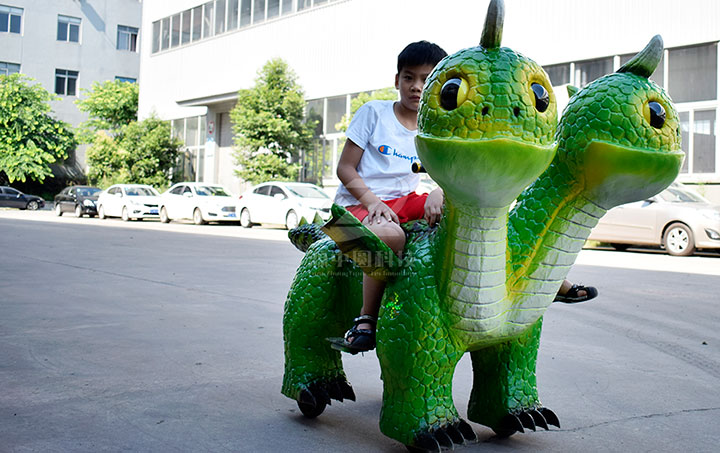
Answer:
[
  {"left": 581, "top": 140, "right": 684, "bottom": 208},
  {"left": 415, "top": 135, "right": 556, "bottom": 208}
]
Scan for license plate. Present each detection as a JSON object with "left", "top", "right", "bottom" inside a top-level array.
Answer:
[
  {"left": 149, "top": 209, "right": 158, "bottom": 214},
  {"left": 227, "top": 213, "right": 236, "bottom": 218}
]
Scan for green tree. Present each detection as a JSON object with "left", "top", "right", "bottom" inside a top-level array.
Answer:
[
  {"left": 75, "top": 80, "right": 139, "bottom": 140},
  {"left": 86, "top": 116, "right": 182, "bottom": 188},
  {"left": 230, "top": 58, "right": 315, "bottom": 184},
  {"left": 335, "top": 87, "right": 397, "bottom": 132},
  {"left": 0, "top": 73, "right": 76, "bottom": 183}
]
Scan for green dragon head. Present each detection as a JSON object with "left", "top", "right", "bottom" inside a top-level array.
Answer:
[
  {"left": 416, "top": 0, "right": 557, "bottom": 208},
  {"left": 556, "top": 35, "right": 684, "bottom": 207}
]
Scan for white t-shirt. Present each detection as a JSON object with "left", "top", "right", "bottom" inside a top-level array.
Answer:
[{"left": 334, "top": 100, "right": 420, "bottom": 206}]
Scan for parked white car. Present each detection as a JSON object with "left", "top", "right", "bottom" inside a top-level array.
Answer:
[
  {"left": 159, "top": 182, "right": 238, "bottom": 225},
  {"left": 97, "top": 184, "right": 160, "bottom": 221},
  {"left": 237, "top": 182, "right": 332, "bottom": 229}
]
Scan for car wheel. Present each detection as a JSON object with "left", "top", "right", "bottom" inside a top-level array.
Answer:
[
  {"left": 193, "top": 208, "right": 206, "bottom": 225},
  {"left": 98, "top": 205, "right": 106, "bottom": 219},
  {"left": 610, "top": 243, "right": 630, "bottom": 251},
  {"left": 240, "top": 208, "right": 252, "bottom": 228},
  {"left": 75, "top": 204, "right": 83, "bottom": 218},
  {"left": 26, "top": 200, "right": 40, "bottom": 211},
  {"left": 160, "top": 206, "right": 170, "bottom": 223},
  {"left": 663, "top": 222, "right": 695, "bottom": 256},
  {"left": 285, "top": 210, "right": 299, "bottom": 230},
  {"left": 121, "top": 206, "right": 130, "bottom": 222},
  {"left": 55, "top": 203, "right": 63, "bottom": 216}
]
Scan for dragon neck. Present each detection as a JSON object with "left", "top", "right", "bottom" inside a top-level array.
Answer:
[
  {"left": 435, "top": 200, "right": 511, "bottom": 341},
  {"left": 507, "top": 165, "right": 608, "bottom": 320}
]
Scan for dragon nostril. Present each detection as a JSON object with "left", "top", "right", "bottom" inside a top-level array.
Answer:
[
  {"left": 482, "top": 106, "right": 489, "bottom": 116},
  {"left": 513, "top": 107, "right": 521, "bottom": 117}
]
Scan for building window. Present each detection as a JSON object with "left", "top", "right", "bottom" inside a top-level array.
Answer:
[
  {"left": 267, "top": 0, "right": 280, "bottom": 20},
  {"left": 57, "top": 15, "right": 80, "bottom": 42},
  {"left": 228, "top": 0, "right": 239, "bottom": 30},
  {"left": 171, "top": 13, "right": 181, "bottom": 47},
  {"left": 0, "top": 4, "right": 22, "bottom": 34},
  {"left": 192, "top": 6, "right": 202, "bottom": 41},
  {"left": 543, "top": 63, "right": 570, "bottom": 86},
  {"left": 55, "top": 69, "right": 78, "bottom": 96},
  {"left": 117, "top": 25, "right": 138, "bottom": 51},
  {"left": 152, "top": 20, "right": 160, "bottom": 53},
  {"left": 297, "top": 0, "right": 311, "bottom": 11},
  {"left": 668, "top": 43, "right": 717, "bottom": 103},
  {"left": 161, "top": 17, "right": 170, "bottom": 50},
  {"left": 202, "top": 1, "right": 214, "bottom": 39},
  {"left": 181, "top": 10, "right": 191, "bottom": 44},
  {"left": 253, "top": 0, "right": 266, "bottom": 23},
  {"left": 1, "top": 61, "right": 20, "bottom": 75},
  {"left": 115, "top": 76, "right": 136, "bottom": 83},
  {"left": 574, "top": 57, "right": 613, "bottom": 88},
  {"left": 281, "top": 0, "right": 293, "bottom": 15},
  {"left": 240, "top": 0, "right": 251, "bottom": 26},
  {"left": 215, "top": 0, "right": 226, "bottom": 35}
]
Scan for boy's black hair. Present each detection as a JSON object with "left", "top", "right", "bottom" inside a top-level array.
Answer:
[{"left": 397, "top": 41, "right": 447, "bottom": 73}]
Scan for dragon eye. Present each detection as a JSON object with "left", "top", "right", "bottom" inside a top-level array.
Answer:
[
  {"left": 440, "top": 78, "right": 468, "bottom": 110},
  {"left": 648, "top": 101, "right": 666, "bottom": 128},
  {"left": 531, "top": 83, "right": 550, "bottom": 112}
]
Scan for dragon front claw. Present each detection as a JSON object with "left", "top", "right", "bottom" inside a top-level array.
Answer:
[
  {"left": 296, "top": 377, "right": 356, "bottom": 418},
  {"left": 406, "top": 419, "right": 477, "bottom": 452}
]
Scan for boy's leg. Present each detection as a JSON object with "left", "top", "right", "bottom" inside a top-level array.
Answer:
[{"left": 347, "top": 217, "right": 406, "bottom": 341}]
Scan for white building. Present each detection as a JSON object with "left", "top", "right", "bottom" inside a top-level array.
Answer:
[
  {"left": 138, "top": 0, "right": 720, "bottom": 201},
  {"left": 0, "top": 0, "right": 141, "bottom": 172}
]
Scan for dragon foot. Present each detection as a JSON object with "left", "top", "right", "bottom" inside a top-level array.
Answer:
[
  {"left": 296, "top": 377, "right": 356, "bottom": 418},
  {"left": 406, "top": 420, "right": 477, "bottom": 452},
  {"left": 493, "top": 407, "right": 559, "bottom": 438}
]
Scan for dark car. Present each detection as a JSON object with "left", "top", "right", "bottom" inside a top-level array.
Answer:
[
  {"left": 54, "top": 186, "right": 102, "bottom": 217},
  {"left": 0, "top": 186, "right": 45, "bottom": 210}
]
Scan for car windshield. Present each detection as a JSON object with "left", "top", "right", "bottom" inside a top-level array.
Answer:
[
  {"left": 125, "top": 187, "right": 158, "bottom": 196},
  {"left": 285, "top": 185, "right": 330, "bottom": 199},
  {"left": 77, "top": 188, "right": 101, "bottom": 197},
  {"left": 659, "top": 184, "right": 708, "bottom": 203},
  {"left": 196, "top": 186, "right": 230, "bottom": 196}
]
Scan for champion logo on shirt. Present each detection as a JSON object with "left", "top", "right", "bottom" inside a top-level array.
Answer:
[{"left": 377, "top": 145, "right": 418, "bottom": 162}]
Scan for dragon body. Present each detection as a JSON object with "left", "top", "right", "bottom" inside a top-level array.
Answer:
[{"left": 282, "top": 1, "right": 682, "bottom": 450}]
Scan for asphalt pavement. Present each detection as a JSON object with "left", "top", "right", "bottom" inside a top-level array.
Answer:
[{"left": 1, "top": 211, "right": 719, "bottom": 452}]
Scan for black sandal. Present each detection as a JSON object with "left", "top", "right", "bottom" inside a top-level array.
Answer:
[
  {"left": 327, "top": 315, "right": 377, "bottom": 354},
  {"left": 554, "top": 284, "right": 598, "bottom": 304}
]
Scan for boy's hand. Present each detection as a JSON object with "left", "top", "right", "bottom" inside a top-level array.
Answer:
[
  {"left": 423, "top": 188, "right": 444, "bottom": 226},
  {"left": 367, "top": 201, "right": 399, "bottom": 225}
]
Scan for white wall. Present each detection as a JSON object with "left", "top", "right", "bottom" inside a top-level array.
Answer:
[{"left": 139, "top": 0, "right": 720, "bottom": 120}]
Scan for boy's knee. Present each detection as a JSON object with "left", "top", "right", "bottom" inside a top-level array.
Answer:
[{"left": 370, "top": 222, "right": 406, "bottom": 253}]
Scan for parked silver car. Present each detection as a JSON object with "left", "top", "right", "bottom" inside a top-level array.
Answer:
[
  {"left": 97, "top": 184, "right": 160, "bottom": 221},
  {"left": 588, "top": 182, "right": 720, "bottom": 256},
  {"left": 159, "top": 182, "right": 237, "bottom": 225},
  {"left": 237, "top": 182, "right": 332, "bottom": 229}
]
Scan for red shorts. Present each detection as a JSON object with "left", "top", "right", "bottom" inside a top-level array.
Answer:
[{"left": 346, "top": 192, "right": 428, "bottom": 223}]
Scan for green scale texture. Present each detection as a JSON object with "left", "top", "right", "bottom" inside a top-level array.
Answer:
[{"left": 282, "top": 37, "right": 682, "bottom": 449}]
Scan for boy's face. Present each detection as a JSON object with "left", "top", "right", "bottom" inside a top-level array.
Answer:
[{"left": 395, "top": 63, "right": 436, "bottom": 112}]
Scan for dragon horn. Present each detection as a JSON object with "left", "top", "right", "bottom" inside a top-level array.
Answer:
[
  {"left": 480, "top": 0, "right": 504, "bottom": 49},
  {"left": 617, "top": 35, "right": 663, "bottom": 78}
]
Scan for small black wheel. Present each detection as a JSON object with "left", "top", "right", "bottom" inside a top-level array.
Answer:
[
  {"left": 663, "top": 222, "right": 695, "bottom": 256},
  {"left": 75, "top": 204, "right": 83, "bottom": 218},
  {"left": 121, "top": 206, "right": 130, "bottom": 222},
  {"left": 27, "top": 200, "right": 40, "bottom": 211},
  {"left": 193, "top": 208, "right": 206, "bottom": 225},
  {"left": 55, "top": 203, "right": 63, "bottom": 216},
  {"left": 285, "top": 210, "right": 299, "bottom": 230},
  {"left": 610, "top": 243, "right": 629, "bottom": 251},
  {"left": 297, "top": 400, "right": 326, "bottom": 418},
  {"left": 159, "top": 206, "right": 170, "bottom": 223},
  {"left": 98, "top": 205, "right": 106, "bottom": 219}
]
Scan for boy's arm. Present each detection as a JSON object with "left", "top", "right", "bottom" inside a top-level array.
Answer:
[
  {"left": 337, "top": 139, "right": 399, "bottom": 224},
  {"left": 423, "top": 187, "right": 444, "bottom": 226}
]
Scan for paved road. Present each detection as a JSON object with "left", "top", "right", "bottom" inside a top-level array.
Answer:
[{"left": 1, "top": 213, "right": 719, "bottom": 452}]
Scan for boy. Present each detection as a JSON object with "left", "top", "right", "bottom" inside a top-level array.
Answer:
[
  {"left": 334, "top": 41, "right": 595, "bottom": 353},
  {"left": 333, "top": 41, "right": 447, "bottom": 353}
]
